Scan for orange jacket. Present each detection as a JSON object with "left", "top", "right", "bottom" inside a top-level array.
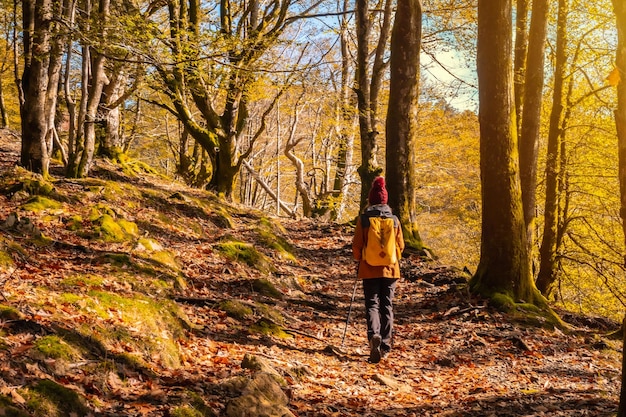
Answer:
[{"left": 352, "top": 205, "right": 405, "bottom": 279}]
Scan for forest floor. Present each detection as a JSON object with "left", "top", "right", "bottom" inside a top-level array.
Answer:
[{"left": 0, "top": 128, "right": 622, "bottom": 416}]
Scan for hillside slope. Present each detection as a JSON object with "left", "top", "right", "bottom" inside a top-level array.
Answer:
[{"left": 0, "top": 129, "right": 621, "bottom": 417}]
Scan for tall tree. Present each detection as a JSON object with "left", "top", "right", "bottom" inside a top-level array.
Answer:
[
  {"left": 536, "top": 0, "right": 568, "bottom": 296},
  {"left": 385, "top": 0, "right": 423, "bottom": 249},
  {"left": 518, "top": 0, "right": 550, "bottom": 244},
  {"left": 19, "top": 0, "right": 68, "bottom": 175},
  {"left": 355, "top": 0, "right": 394, "bottom": 207},
  {"left": 513, "top": 0, "right": 529, "bottom": 135},
  {"left": 147, "top": 0, "right": 319, "bottom": 200},
  {"left": 613, "top": 0, "right": 626, "bottom": 270},
  {"left": 470, "top": 0, "right": 543, "bottom": 306}
]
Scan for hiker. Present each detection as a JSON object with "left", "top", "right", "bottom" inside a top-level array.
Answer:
[{"left": 352, "top": 176, "right": 405, "bottom": 363}]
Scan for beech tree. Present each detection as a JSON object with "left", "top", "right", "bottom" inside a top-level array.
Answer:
[
  {"left": 518, "top": 0, "right": 549, "bottom": 243},
  {"left": 19, "top": 0, "right": 69, "bottom": 176},
  {"left": 385, "top": 0, "right": 423, "bottom": 249},
  {"left": 536, "top": 0, "right": 568, "bottom": 296},
  {"left": 613, "top": 0, "right": 626, "bottom": 270},
  {"left": 470, "top": 0, "right": 544, "bottom": 306},
  {"left": 146, "top": 0, "right": 321, "bottom": 200},
  {"left": 355, "top": 0, "right": 394, "bottom": 207},
  {"left": 513, "top": 0, "right": 529, "bottom": 133}
]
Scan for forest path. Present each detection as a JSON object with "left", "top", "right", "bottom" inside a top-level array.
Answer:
[{"left": 0, "top": 128, "right": 620, "bottom": 416}]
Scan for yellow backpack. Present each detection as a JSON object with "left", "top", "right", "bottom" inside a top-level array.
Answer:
[{"left": 362, "top": 216, "right": 398, "bottom": 266}]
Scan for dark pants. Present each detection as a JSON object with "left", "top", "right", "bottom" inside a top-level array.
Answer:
[{"left": 362, "top": 278, "right": 397, "bottom": 352}]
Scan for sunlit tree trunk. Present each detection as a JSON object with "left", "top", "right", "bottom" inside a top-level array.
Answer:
[
  {"left": 470, "top": 0, "right": 542, "bottom": 305},
  {"left": 536, "top": 0, "right": 568, "bottom": 297},
  {"left": 519, "top": 0, "right": 550, "bottom": 245},
  {"left": 613, "top": 0, "right": 626, "bottom": 269},
  {"left": 329, "top": 0, "right": 355, "bottom": 220},
  {"left": 355, "top": 0, "right": 393, "bottom": 207},
  {"left": 514, "top": 0, "right": 529, "bottom": 135},
  {"left": 20, "top": 0, "right": 66, "bottom": 176},
  {"left": 385, "top": 0, "right": 422, "bottom": 249}
]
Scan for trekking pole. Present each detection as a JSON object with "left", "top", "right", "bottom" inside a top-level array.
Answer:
[{"left": 341, "top": 264, "right": 360, "bottom": 348}]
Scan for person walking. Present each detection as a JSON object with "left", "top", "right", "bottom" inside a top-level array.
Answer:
[{"left": 352, "top": 176, "right": 404, "bottom": 363}]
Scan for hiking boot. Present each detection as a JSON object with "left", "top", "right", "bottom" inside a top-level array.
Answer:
[
  {"left": 369, "top": 335, "right": 382, "bottom": 363},
  {"left": 381, "top": 349, "right": 390, "bottom": 360}
]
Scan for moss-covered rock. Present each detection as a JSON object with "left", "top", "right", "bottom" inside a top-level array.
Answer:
[
  {"left": 216, "top": 240, "right": 274, "bottom": 273},
  {"left": 92, "top": 214, "right": 139, "bottom": 242},
  {"left": 20, "top": 196, "right": 62, "bottom": 212}
]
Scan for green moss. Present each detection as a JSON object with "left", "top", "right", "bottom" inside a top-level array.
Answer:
[
  {"left": 22, "top": 178, "right": 54, "bottom": 195},
  {"left": 137, "top": 238, "right": 163, "bottom": 251},
  {"left": 118, "top": 219, "right": 139, "bottom": 236},
  {"left": 92, "top": 214, "right": 138, "bottom": 242},
  {"left": 61, "top": 274, "right": 104, "bottom": 289},
  {"left": 254, "top": 302, "right": 284, "bottom": 324},
  {"left": 219, "top": 300, "right": 253, "bottom": 320},
  {"left": 26, "top": 379, "right": 90, "bottom": 416},
  {"left": 21, "top": 196, "right": 62, "bottom": 212},
  {"left": 85, "top": 291, "right": 185, "bottom": 368},
  {"left": 103, "top": 252, "right": 133, "bottom": 266},
  {"left": 257, "top": 218, "right": 296, "bottom": 262},
  {"left": 490, "top": 292, "right": 515, "bottom": 311},
  {"left": 34, "top": 335, "right": 80, "bottom": 361},
  {"left": 0, "top": 304, "right": 22, "bottom": 320},
  {"left": 59, "top": 293, "right": 83, "bottom": 305},
  {"left": 88, "top": 204, "right": 116, "bottom": 221},
  {"left": 65, "top": 215, "right": 83, "bottom": 231},
  {"left": 148, "top": 250, "right": 180, "bottom": 269},
  {"left": 215, "top": 240, "right": 272, "bottom": 272},
  {"left": 211, "top": 206, "right": 234, "bottom": 229},
  {"left": 249, "top": 319, "right": 292, "bottom": 339},
  {"left": 0, "top": 249, "right": 13, "bottom": 268},
  {"left": 252, "top": 278, "right": 283, "bottom": 299}
]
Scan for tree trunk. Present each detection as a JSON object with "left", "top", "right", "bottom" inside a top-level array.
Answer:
[
  {"left": 385, "top": 0, "right": 423, "bottom": 249},
  {"left": 470, "top": 0, "right": 540, "bottom": 305},
  {"left": 618, "top": 316, "right": 626, "bottom": 417},
  {"left": 0, "top": 78, "right": 8, "bottom": 128},
  {"left": 355, "top": 0, "right": 393, "bottom": 208},
  {"left": 20, "top": 0, "right": 53, "bottom": 175},
  {"left": 330, "top": 0, "right": 356, "bottom": 221},
  {"left": 519, "top": 0, "right": 550, "bottom": 244},
  {"left": 613, "top": 0, "right": 626, "bottom": 268},
  {"left": 514, "top": 0, "right": 529, "bottom": 136},
  {"left": 77, "top": 0, "right": 109, "bottom": 177},
  {"left": 536, "top": 0, "right": 568, "bottom": 296}
]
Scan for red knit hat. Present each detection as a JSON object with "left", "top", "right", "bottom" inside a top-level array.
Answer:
[{"left": 368, "top": 176, "right": 388, "bottom": 205}]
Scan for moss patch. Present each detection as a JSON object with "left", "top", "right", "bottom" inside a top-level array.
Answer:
[
  {"left": 257, "top": 218, "right": 296, "bottom": 262},
  {"left": 25, "top": 378, "right": 90, "bottom": 416},
  {"left": 92, "top": 214, "right": 138, "bottom": 242},
  {"left": 33, "top": 335, "right": 81, "bottom": 361},
  {"left": 215, "top": 240, "right": 273, "bottom": 273},
  {"left": 252, "top": 278, "right": 283, "bottom": 300},
  {"left": 220, "top": 300, "right": 253, "bottom": 320},
  {"left": 82, "top": 291, "right": 186, "bottom": 368},
  {"left": 21, "top": 196, "right": 62, "bottom": 212},
  {"left": 0, "top": 304, "right": 22, "bottom": 320},
  {"left": 249, "top": 318, "right": 292, "bottom": 339}
]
